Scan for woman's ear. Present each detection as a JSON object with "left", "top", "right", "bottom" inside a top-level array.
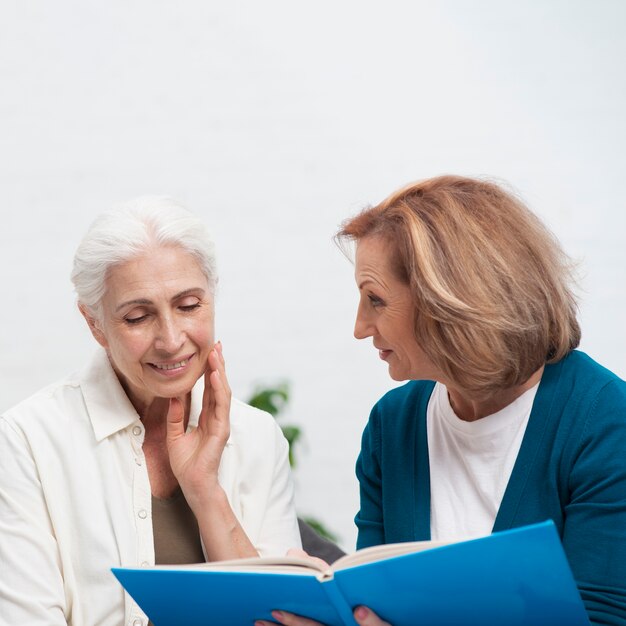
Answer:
[{"left": 78, "top": 303, "right": 109, "bottom": 349}]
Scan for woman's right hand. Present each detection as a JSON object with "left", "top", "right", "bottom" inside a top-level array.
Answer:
[{"left": 255, "top": 606, "right": 391, "bottom": 626}]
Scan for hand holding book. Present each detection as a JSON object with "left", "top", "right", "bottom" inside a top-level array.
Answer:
[
  {"left": 254, "top": 550, "right": 389, "bottom": 626},
  {"left": 256, "top": 604, "right": 389, "bottom": 626},
  {"left": 112, "top": 521, "right": 589, "bottom": 626}
]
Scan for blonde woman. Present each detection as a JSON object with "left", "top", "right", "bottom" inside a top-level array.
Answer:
[{"left": 260, "top": 176, "right": 626, "bottom": 626}]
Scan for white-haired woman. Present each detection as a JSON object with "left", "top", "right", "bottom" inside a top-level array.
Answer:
[{"left": 0, "top": 197, "right": 301, "bottom": 626}]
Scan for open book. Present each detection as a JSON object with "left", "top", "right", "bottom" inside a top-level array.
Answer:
[{"left": 112, "top": 520, "right": 589, "bottom": 626}]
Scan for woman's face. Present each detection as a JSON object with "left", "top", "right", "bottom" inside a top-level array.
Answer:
[
  {"left": 82, "top": 246, "right": 214, "bottom": 413},
  {"left": 353, "top": 235, "right": 442, "bottom": 382}
]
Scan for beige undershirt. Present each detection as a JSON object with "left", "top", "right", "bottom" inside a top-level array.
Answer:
[
  {"left": 152, "top": 487, "right": 205, "bottom": 565},
  {"left": 147, "top": 488, "right": 205, "bottom": 626}
]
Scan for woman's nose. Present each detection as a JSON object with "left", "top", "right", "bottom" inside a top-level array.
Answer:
[
  {"left": 154, "top": 317, "right": 184, "bottom": 353},
  {"left": 353, "top": 304, "right": 373, "bottom": 340}
]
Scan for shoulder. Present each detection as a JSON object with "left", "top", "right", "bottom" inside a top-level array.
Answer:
[
  {"left": 372, "top": 380, "right": 436, "bottom": 419},
  {"left": 2, "top": 373, "right": 83, "bottom": 434},
  {"left": 220, "top": 399, "right": 289, "bottom": 485},
  {"left": 230, "top": 397, "right": 279, "bottom": 427},
  {"left": 362, "top": 380, "right": 435, "bottom": 449},
  {"left": 548, "top": 350, "right": 626, "bottom": 416},
  {"left": 556, "top": 350, "right": 625, "bottom": 387},
  {"left": 2, "top": 351, "right": 137, "bottom": 448},
  {"left": 228, "top": 398, "right": 284, "bottom": 444},
  {"left": 544, "top": 351, "right": 626, "bottom": 458},
  {"left": 0, "top": 372, "right": 89, "bottom": 469}
]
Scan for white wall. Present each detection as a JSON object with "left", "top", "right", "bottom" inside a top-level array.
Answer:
[{"left": 1, "top": 0, "right": 625, "bottom": 550}]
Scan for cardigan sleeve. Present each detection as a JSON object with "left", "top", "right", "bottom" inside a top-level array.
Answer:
[
  {"left": 355, "top": 404, "right": 385, "bottom": 550},
  {"left": 562, "top": 379, "right": 626, "bottom": 625}
]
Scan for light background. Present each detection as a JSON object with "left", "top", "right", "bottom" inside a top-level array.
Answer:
[{"left": 1, "top": 1, "right": 625, "bottom": 550}]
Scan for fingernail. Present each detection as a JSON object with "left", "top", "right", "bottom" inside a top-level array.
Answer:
[
  {"left": 271, "top": 611, "right": 284, "bottom": 622},
  {"left": 355, "top": 606, "right": 369, "bottom": 620}
]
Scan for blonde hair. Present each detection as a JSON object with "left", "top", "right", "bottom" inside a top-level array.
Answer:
[{"left": 337, "top": 175, "right": 580, "bottom": 396}]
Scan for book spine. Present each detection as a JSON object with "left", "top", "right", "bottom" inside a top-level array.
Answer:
[{"left": 320, "top": 578, "right": 357, "bottom": 626}]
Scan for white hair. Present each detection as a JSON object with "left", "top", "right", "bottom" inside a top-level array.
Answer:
[{"left": 71, "top": 196, "right": 217, "bottom": 318}]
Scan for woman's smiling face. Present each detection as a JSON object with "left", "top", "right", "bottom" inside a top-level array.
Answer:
[
  {"left": 353, "top": 235, "right": 442, "bottom": 382},
  {"left": 81, "top": 245, "right": 214, "bottom": 413}
]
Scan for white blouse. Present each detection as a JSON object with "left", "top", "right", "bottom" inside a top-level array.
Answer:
[{"left": 0, "top": 349, "right": 301, "bottom": 626}]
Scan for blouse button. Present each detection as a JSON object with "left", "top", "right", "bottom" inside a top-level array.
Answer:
[
  {"left": 132, "top": 619, "right": 144, "bottom": 626},
  {"left": 132, "top": 426, "right": 142, "bottom": 436},
  {"left": 138, "top": 509, "right": 147, "bottom": 519}
]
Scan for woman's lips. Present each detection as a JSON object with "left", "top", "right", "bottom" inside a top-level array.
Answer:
[
  {"left": 148, "top": 353, "right": 195, "bottom": 376},
  {"left": 378, "top": 349, "right": 393, "bottom": 361}
]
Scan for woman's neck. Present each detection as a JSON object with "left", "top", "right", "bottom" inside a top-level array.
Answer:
[
  {"left": 140, "top": 394, "right": 191, "bottom": 433},
  {"left": 446, "top": 366, "right": 544, "bottom": 422}
]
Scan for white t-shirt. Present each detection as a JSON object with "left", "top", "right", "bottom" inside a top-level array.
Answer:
[{"left": 427, "top": 381, "right": 538, "bottom": 541}]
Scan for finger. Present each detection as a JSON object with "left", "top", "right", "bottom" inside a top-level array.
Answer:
[
  {"left": 200, "top": 348, "right": 219, "bottom": 418},
  {"left": 208, "top": 349, "right": 231, "bottom": 411},
  {"left": 353, "top": 606, "right": 391, "bottom": 626},
  {"left": 196, "top": 368, "right": 230, "bottom": 441},
  {"left": 266, "top": 610, "right": 325, "bottom": 626},
  {"left": 165, "top": 397, "right": 185, "bottom": 448},
  {"left": 213, "top": 340, "right": 231, "bottom": 396},
  {"left": 197, "top": 347, "right": 231, "bottom": 435},
  {"left": 201, "top": 359, "right": 216, "bottom": 415},
  {"left": 208, "top": 367, "right": 230, "bottom": 423}
]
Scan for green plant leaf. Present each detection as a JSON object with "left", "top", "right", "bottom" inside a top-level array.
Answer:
[
  {"left": 280, "top": 425, "right": 302, "bottom": 468},
  {"left": 280, "top": 425, "right": 302, "bottom": 446},
  {"left": 247, "top": 384, "right": 289, "bottom": 417}
]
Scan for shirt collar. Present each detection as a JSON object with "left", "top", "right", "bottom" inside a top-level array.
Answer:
[
  {"left": 82, "top": 349, "right": 141, "bottom": 442},
  {"left": 81, "top": 349, "right": 225, "bottom": 442}
]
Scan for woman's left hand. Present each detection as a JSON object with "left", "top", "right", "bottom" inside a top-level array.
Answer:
[
  {"left": 255, "top": 606, "right": 391, "bottom": 626},
  {"left": 166, "top": 341, "right": 231, "bottom": 507},
  {"left": 166, "top": 342, "right": 258, "bottom": 560}
]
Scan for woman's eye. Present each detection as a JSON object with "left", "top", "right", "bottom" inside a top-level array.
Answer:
[
  {"left": 368, "top": 295, "right": 384, "bottom": 308},
  {"left": 180, "top": 303, "right": 201, "bottom": 312},
  {"left": 125, "top": 315, "right": 148, "bottom": 325}
]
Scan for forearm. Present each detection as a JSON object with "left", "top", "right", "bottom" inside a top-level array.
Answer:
[{"left": 191, "top": 486, "right": 258, "bottom": 561}]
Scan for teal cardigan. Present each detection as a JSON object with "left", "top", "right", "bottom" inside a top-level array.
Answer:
[{"left": 355, "top": 351, "right": 626, "bottom": 625}]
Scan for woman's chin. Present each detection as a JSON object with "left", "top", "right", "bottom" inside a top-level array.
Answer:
[
  {"left": 387, "top": 366, "right": 411, "bottom": 382},
  {"left": 145, "top": 368, "right": 201, "bottom": 398}
]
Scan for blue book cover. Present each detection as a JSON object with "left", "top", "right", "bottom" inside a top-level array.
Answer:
[{"left": 112, "top": 520, "right": 589, "bottom": 626}]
